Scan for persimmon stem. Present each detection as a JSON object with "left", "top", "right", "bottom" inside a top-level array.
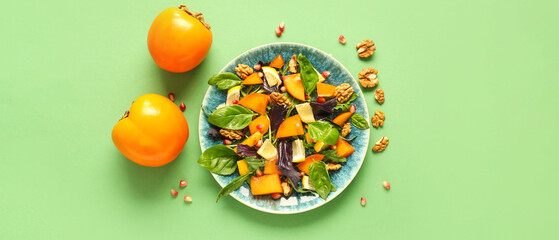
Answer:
[{"left": 178, "top": 4, "right": 211, "bottom": 30}]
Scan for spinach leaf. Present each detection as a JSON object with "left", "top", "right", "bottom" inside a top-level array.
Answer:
[
  {"left": 216, "top": 79, "right": 242, "bottom": 90},
  {"left": 245, "top": 156, "right": 264, "bottom": 171},
  {"left": 321, "top": 149, "right": 347, "bottom": 163},
  {"left": 216, "top": 171, "right": 254, "bottom": 202},
  {"left": 197, "top": 145, "right": 240, "bottom": 175},
  {"left": 207, "top": 105, "right": 256, "bottom": 130},
  {"left": 307, "top": 121, "right": 340, "bottom": 145},
  {"left": 308, "top": 161, "right": 336, "bottom": 200},
  {"left": 208, "top": 72, "right": 241, "bottom": 85},
  {"left": 297, "top": 54, "right": 319, "bottom": 96},
  {"left": 351, "top": 113, "right": 370, "bottom": 129}
]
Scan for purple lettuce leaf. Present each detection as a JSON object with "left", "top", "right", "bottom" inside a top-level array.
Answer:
[
  {"left": 276, "top": 139, "right": 301, "bottom": 185},
  {"left": 269, "top": 105, "right": 289, "bottom": 132},
  {"left": 310, "top": 98, "right": 337, "bottom": 120},
  {"left": 236, "top": 144, "right": 259, "bottom": 158}
]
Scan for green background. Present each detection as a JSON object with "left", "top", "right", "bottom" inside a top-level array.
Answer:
[{"left": 1, "top": 0, "right": 557, "bottom": 239}]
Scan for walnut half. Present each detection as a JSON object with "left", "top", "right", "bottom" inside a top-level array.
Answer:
[
  {"left": 220, "top": 129, "right": 244, "bottom": 140},
  {"left": 270, "top": 92, "right": 292, "bottom": 107},
  {"left": 234, "top": 64, "right": 253, "bottom": 79},
  {"left": 375, "top": 88, "right": 385, "bottom": 104},
  {"left": 333, "top": 83, "right": 354, "bottom": 103},
  {"left": 356, "top": 40, "right": 376, "bottom": 58},
  {"left": 358, "top": 68, "right": 379, "bottom": 88},
  {"left": 372, "top": 136, "right": 389, "bottom": 152}
]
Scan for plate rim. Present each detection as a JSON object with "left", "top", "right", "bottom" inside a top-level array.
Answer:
[{"left": 198, "top": 42, "right": 370, "bottom": 214}]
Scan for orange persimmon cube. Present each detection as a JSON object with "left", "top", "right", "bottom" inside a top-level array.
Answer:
[
  {"left": 249, "top": 115, "right": 270, "bottom": 135},
  {"left": 317, "top": 83, "right": 336, "bottom": 97},
  {"left": 264, "top": 159, "right": 282, "bottom": 175},
  {"left": 283, "top": 74, "right": 306, "bottom": 101},
  {"left": 242, "top": 73, "right": 264, "bottom": 85},
  {"left": 237, "top": 160, "right": 249, "bottom": 175},
  {"left": 332, "top": 112, "right": 353, "bottom": 126},
  {"left": 269, "top": 54, "right": 285, "bottom": 69},
  {"left": 251, "top": 174, "right": 283, "bottom": 195},
  {"left": 335, "top": 138, "right": 355, "bottom": 157},
  {"left": 239, "top": 93, "right": 269, "bottom": 115},
  {"left": 276, "top": 115, "right": 304, "bottom": 139}
]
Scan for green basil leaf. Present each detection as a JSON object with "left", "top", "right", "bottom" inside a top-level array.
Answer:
[
  {"left": 208, "top": 72, "right": 241, "bottom": 85},
  {"left": 297, "top": 54, "right": 319, "bottom": 96},
  {"left": 197, "top": 145, "right": 240, "bottom": 175},
  {"left": 351, "top": 113, "right": 370, "bottom": 129},
  {"left": 216, "top": 171, "right": 254, "bottom": 202},
  {"left": 245, "top": 156, "right": 264, "bottom": 171},
  {"left": 321, "top": 149, "right": 347, "bottom": 163},
  {"left": 308, "top": 161, "right": 336, "bottom": 200},
  {"left": 307, "top": 121, "right": 340, "bottom": 145},
  {"left": 216, "top": 79, "right": 242, "bottom": 90},
  {"left": 207, "top": 105, "right": 256, "bottom": 130}
]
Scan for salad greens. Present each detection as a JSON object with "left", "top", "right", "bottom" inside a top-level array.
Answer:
[{"left": 199, "top": 53, "right": 367, "bottom": 203}]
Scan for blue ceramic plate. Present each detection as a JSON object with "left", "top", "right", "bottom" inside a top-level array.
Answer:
[{"left": 199, "top": 42, "right": 369, "bottom": 214}]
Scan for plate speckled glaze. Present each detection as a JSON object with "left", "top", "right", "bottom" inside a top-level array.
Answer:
[{"left": 199, "top": 42, "right": 369, "bottom": 214}]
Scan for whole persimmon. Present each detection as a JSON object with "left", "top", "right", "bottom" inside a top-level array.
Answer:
[
  {"left": 112, "top": 94, "right": 189, "bottom": 167},
  {"left": 148, "top": 5, "right": 212, "bottom": 73}
]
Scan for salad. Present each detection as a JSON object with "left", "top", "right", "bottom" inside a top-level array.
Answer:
[{"left": 198, "top": 53, "right": 369, "bottom": 202}]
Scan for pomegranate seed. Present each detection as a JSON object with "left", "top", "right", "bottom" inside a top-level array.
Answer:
[
  {"left": 223, "top": 139, "right": 232, "bottom": 145},
  {"left": 271, "top": 193, "right": 282, "bottom": 199},
  {"left": 258, "top": 72, "right": 264, "bottom": 78},
  {"left": 256, "top": 169, "right": 264, "bottom": 177},
  {"left": 279, "top": 22, "right": 285, "bottom": 31},
  {"left": 321, "top": 71, "right": 331, "bottom": 78},
  {"left": 275, "top": 28, "right": 282, "bottom": 37},
  {"left": 360, "top": 197, "right": 366, "bottom": 206},
  {"left": 180, "top": 102, "right": 186, "bottom": 112},
  {"left": 184, "top": 196, "right": 193, "bottom": 202},
  {"left": 171, "top": 189, "right": 178, "bottom": 196},
  {"left": 179, "top": 180, "right": 188, "bottom": 188},
  {"left": 253, "top": 64, "right": 261, "bottom": 71},
  {"left": 329, "top": 145, "right": 337, "bottom": 150},
  {"left": 280, "top": 86, "right": 286, "bottom": 93},
  {"left": 255, "top": 139, "right": 263, "bottom": 148},
  {"left": 300, "top": 171, "right": 305, "bottom": 177},
  {"left": 317, "top": 97, "right": 326, "bottom": 103},
  {"left": 168, "top": 92, "right": 175, "bottom": 102},
  {"left": 256, "top": 123, "right": 264, "bottom": 130},
  {"left": 349, "top": 105, "right": 356, "bottom": 113},
  {"left": 339, "top": 35, "right": 347, "bottom": 44},
  {"left": 383, "top": 181, "right": 391, "bottom": 189},
  {"left": 305, "top": 95, "right": 309, "bottom": 100},
  {"left": 232, "top": 100, "right": 239, "bottom": 104}
]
